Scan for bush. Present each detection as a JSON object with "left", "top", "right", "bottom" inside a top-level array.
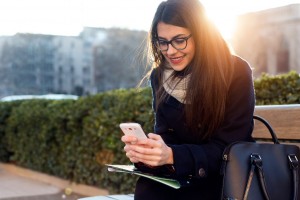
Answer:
[
  {"left": 0, "top": 101, "right": 23, "bottom": 162},
  {"left": 254, "top": 71, "right": 300, "bottom": 105},
  {"left": 0, "top": 87, "right": 153, "bottom": 194},
  {"left": 0, "top": 71, "right": 299, "bottom": 193}
]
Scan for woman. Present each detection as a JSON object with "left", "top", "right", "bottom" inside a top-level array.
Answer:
[{"left": 121, "top": 0, "right": 255, "bottom": 199}]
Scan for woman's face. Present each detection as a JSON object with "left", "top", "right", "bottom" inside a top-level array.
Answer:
[{"left": 156, "top": 22, "right": 195, "bottom": 71}]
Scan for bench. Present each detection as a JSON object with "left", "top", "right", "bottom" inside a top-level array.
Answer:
[
  {"left": 253, "top": 104, "right": 300, "bottom": 146},
  {"left": 79, "top": 104, "right": 300, "bottom": 200}
]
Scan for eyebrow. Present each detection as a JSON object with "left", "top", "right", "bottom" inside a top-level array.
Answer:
[{"left": 157, "top": 34, "right": 187, "bottom": 40}]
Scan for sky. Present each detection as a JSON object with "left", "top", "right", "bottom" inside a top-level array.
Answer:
[{"left": 0, "top": 0, "right": 300, "bottom": 39}]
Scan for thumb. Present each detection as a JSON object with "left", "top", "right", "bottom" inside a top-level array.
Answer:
[{"left": 147, "top": 133, "right": 162, "bottom": 141}]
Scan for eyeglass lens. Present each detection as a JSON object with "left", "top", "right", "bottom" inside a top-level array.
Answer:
[{"left": 156, "top": 34, "right": 191, "bottom": 51}]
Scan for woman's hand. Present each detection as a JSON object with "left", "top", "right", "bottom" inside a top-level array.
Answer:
[
  {"left": 121, "top": 133, "right": 174, "bottom": 166},
  {"left": 121, "top": 134, "right": 140, "bottom": 163}
]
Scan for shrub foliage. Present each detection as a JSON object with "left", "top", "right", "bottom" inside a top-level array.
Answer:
[{"left": 0, "top": 71, "right": 299, "bottom": 193}]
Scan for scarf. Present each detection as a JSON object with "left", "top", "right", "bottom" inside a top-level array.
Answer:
[{"left": 162, "top": 69, "right": 190, "bottom": 104}]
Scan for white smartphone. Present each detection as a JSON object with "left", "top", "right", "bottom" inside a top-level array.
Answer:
[{"left": 119, "top": 123, "right": 148, "bottom": 140}]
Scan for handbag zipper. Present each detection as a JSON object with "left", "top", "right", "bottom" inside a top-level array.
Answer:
[{"left": 220, "top": 141, "right": 248, "bottom": 176}]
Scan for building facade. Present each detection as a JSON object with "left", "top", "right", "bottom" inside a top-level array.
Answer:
[
  {"left": 231, "top": 4, "right": 300, "bottom": 78},
  {"left": 0, "top": 34, "right": 55, "bottom": 96},
  {"left": 0, "top": 31, "right": 97, "bottom": 97},
  {"left": 0, "top": 27, "right": 147, "bottom": 98}
]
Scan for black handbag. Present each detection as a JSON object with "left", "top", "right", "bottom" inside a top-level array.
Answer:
[{"left": 221, "top": 115, "right": 300, "bottom": 200}]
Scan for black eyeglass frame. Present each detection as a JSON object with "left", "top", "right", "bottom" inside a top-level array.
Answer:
[{"left": 155, "top": 34, "right": 192, "bottom": 51}]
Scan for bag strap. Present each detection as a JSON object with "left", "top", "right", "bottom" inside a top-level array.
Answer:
[
  {"left": 243, "top": 153, "right": 299, "bottom": 200},
  {"left": 288, "top": 154, "right": 299, "bottom": 200},
  {"left": 254, "top": 115, "right": 299, "bottom": 199},
  {"left": 253, "top": 115, "right": 280, "bottom": 144},
  {"left": 243, "top": 153, "right": 271, "bottom": 200},
  {"left": 242, "top": 116, "right": 299, "bottom": 199}
]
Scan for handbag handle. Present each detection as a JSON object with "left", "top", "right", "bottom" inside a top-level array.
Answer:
[
  {"left": 243, "top": 153, "right": 299, "bottom": 200},
  {"left": 248, "top": 116, "right": 299, "bottom": 200},
  {"left": 253, "top": 115, "right": 280, "bottom": 144},
  {"left": 243, "top": 153, "right": 271, "bottom": 200},
  {"left": 288, "top": 154, "right": 299, "bottom": 200}
]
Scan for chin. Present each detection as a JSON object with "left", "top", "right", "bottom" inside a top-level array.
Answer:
[{"left": 170, "top": 65, "right": 187, "bottom": 71}]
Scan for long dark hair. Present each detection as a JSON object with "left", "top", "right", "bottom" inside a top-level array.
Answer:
[{"left": 147, "top": 0, "right": 234, "bottom": 139}]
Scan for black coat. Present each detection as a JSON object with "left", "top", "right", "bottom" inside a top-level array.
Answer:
[{"left": 134, "top": 56, "right": 255, "bottom": 200}]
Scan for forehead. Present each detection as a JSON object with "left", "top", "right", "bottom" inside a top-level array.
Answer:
[{"left": 157, "top": 22, "right": 190, "bottom": 39}]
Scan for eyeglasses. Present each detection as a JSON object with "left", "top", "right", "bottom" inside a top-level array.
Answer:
[{"left": 156, "top": 34, "right": 192, "bottom": 51}]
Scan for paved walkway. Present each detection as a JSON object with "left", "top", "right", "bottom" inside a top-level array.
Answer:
[{"left": 0, "top": 166, "right": 87, "bottom": 200}]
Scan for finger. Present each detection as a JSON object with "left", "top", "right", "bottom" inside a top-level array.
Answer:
[
  {"left": 141, "top": 139, "right": 164, "bottom": 149},
  {"left": 147, "top": 133, "right": 162, "bottom": 141},
  {"left": 126, "top": 151, "right": 137, "bottom": 160},
  {"left": 129, "top": 157, "right": 139, "bottom": 163},
  {"left": 130, "top": 145, "right": 156, "bottom": 155},
  {"left": 136, "top": 158, "right": 162, "bottom": 166},
  {"left": 134, "top": 137, "right": 151, "bottom": 145},
  {"left": 131, "top": 149, "right": 169, "bottom": 166},
  {"left": 126, "top": 150, "right": 145, "bottom": 163},
  {"left": 124, "top": 143, "right": 142, "bottom": 152},
  {"left": 135, "top": 138, "right": 162, "bottom": 149},
  {"left": 129, "top": 147, "right": 164, "bottom": 160},
  {"left": 123, "top": 145, "right": 131, "bottom": 152},
  {"left": 121, "top": 135, "right": 137, "bottom": 143}
]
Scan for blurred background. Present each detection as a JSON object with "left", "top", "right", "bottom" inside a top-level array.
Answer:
[
  {"left": 0, "top": 0, "right": 299, "bottom": 97},
  {"left": 0, "top": 1, "right": 299, "bottom": 198}
]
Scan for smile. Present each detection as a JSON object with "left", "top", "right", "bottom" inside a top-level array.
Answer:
[{"left": 169, "top": 56, "right": 184, "bottom": 64}]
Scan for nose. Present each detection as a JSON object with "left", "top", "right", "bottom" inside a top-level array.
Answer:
[{"left": 166, "top": 43, "right": 177, "bottom": 55}]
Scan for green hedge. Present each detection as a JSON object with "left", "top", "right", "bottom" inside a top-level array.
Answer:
[
  {"left": 254, "top": 71, "right": 300, "bottom": 104},
  {"left": 1, "top": 88, "right": 153, "bottom": 193},
  {"left": 0, "top": 71, "right": 299, "bottom": 194}
]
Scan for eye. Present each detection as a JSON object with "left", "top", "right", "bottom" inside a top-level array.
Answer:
[
  {"left": 158, "top": 40, "right": 168, "bottom": 46},
  {"left": 173, "top": 38, "right": 185, "bottom": 45}
]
